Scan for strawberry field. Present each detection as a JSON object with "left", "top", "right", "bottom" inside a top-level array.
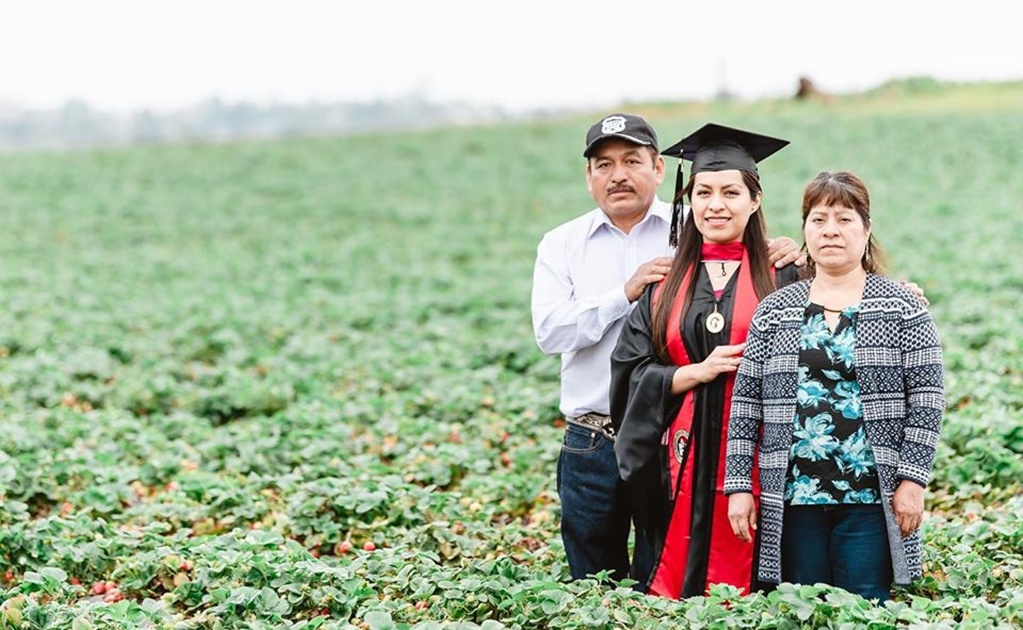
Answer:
[{"left": 0, "top": 80, "right": 1021, "bottom": 628}]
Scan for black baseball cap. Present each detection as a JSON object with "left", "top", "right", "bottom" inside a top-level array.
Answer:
[{"left": 583, "top": 113, "right": 659, "bottom": 158}]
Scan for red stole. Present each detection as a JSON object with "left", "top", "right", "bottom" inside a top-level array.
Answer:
[{"left": 648, "top": 248, "right": 762, "bottom": 599}]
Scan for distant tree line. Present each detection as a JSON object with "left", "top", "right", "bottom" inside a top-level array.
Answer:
[
  {"left": 1, "top": 76, "right": 986, "bottom": 151},
  {"left": 0, "top": 94, "right": 524, "bottom": 150}
]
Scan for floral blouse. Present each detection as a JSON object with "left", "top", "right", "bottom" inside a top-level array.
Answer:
[{"left": 784, "top": 303, "right": 880, "bottom": 505}]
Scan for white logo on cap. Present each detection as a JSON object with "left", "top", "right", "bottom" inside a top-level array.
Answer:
[{"left": 601, "top": 116, "right": 627, "bottom": 134}]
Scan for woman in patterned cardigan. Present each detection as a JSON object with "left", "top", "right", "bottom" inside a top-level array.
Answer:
[{"left": 723, "top": 171, "right": 944, "bottom": 600}]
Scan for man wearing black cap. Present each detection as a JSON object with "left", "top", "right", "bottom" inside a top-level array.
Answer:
[{"left": 531, "top": 114, "right": 801, "bottom": 588}]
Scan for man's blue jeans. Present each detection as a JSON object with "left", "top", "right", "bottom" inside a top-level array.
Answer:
[
  {"left": 781, "top": 503, "right": 893, "bottom": 601},
  {"left": 557, "top": 423, "right": 654, "bottom": 589}
]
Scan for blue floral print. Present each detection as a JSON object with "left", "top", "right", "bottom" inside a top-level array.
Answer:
[
  {"left": 827, "top": 323, "right": 857, "bottom": 370},
  {"left": 791, "top": 413, "right": 839, "bottom": 460},
  {"left": 800, "top": 321, "right": 832, "bottom": 350},
  {"left": 785, "top": 304, "right": 880, "bottom": 505},
  {"left": 833, "top": 380, "right": 863, "bottom": 420},
  {"left": 797, "top": 378, "right": 830, "bottom": 408},
  {"left": 837, "top": 427, "right": 877, "bottom": 478},
  {"left": 784, "top": 465, "right": 834, "bottom": 504}
]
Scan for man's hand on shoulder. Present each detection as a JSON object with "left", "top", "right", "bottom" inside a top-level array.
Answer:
[
  {"left": 900, "top": 279, "right": 930, "bottom": 308},
  {"left": 625, "top": 257, "right": 673, "bottom": 302},
  {"left": 766, "top": 237, "right": 805, "bottom": 268}
]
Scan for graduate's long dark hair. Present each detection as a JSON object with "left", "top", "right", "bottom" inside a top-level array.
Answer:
[{"left": 651, "top": 170, "right": 777, "bottom": 362}]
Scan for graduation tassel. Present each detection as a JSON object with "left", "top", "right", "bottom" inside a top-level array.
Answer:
[{"left": 669, "top": 162, "right": 685, "bottom": 248}]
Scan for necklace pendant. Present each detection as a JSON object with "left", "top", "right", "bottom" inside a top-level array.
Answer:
[{"left": 706, "top": 305, "right": 725, "bottom": 334}]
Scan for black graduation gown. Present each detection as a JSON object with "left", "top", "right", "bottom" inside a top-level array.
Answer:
[{"left": 610, "top": 262, "right": 799, "bottom": 596}]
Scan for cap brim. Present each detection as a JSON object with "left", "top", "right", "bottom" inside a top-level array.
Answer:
[{"left": 584, "top": 134, "right": 655, "bottom": 157}]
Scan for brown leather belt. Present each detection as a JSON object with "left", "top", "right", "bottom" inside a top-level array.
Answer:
[{"left": 567, "top": 412, "right": 616, "bottom": 440}]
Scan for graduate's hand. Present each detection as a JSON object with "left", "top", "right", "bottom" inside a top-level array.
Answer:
[
  {"left": 696, "top": 343, "right": 745, "bottom": 383},
  {"left": 899, "top": 279, "right": 930, "bottom": 308},
  {"left": 671, "top": 344, "right": 745, "bottom": 394},
  {"left": 625, "top": 257, "right": 674, "bottom": 302},
  {"left": 671, "top": 341, "right": 744, "bottom": 390},
  {"left": 767, "top": 236, "right": 805, "bottom": 268},
  {"left": 728, "top": 493, "right": 757, "bottom": 543},
  {"left": 892, "top": 479, "right": 925, "bottom": 537}
]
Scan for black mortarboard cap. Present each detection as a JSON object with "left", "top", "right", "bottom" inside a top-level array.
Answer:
[
  {"left": 661, "top": 123, "right": 789, "bottom": 246},
  {"left": 661, "top": 122, "right": 789, "bottom": 174}
]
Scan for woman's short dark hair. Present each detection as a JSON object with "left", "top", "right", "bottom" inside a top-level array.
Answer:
[{"left": 800, "top": 170, "right": 887, "bottom": 275}]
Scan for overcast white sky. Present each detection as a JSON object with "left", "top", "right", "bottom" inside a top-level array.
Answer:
[{"left": 1, "top": 1, "right": 1020, "bottom": 112}]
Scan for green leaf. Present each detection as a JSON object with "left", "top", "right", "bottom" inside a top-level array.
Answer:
[
  {"left": 364, "top": 610, "right": 396, "bottom": 630},
  {"left": 72, "top": 619, "right": 94, "bottom": 630},
  {"left": 41, "top": 567, "right": 68, "bottom": 583}
]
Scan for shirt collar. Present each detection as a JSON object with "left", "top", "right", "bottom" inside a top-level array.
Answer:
[{"left": 588, "top": 198, "right": 670, "bottom": 239}]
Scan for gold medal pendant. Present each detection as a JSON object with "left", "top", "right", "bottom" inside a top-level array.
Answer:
[{"left": 706, "top": 304, "right": 725, "bottom": 334}]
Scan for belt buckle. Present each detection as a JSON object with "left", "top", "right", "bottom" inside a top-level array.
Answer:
[{"left": 573, "top": 413, "right": 615, "bottom": 440}]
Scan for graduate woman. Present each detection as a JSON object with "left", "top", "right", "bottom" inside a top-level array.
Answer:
[{"left": 609, "top": 123, "right": 799, "bottom": 598}]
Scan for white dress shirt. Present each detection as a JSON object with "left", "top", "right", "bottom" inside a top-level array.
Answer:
[{"left": 531, "top": 198, "right": 676, "bottom": 418}]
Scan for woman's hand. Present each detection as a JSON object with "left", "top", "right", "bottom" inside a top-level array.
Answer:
[
  {"left": 892, "top": 479, "right": 925, "bottom": 537},
  {"left": 728, "top": 493, "right": 757, "bottom": 542},
  {"left": 670, "top": 343, "right": 745, "bottom": 394},
  {"left": 696, "top": 343, "right": 745, "bottom": 383}
]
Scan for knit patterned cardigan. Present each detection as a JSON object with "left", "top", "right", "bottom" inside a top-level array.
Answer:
[{"left": 724, "top": 274, "right": 945, "bottom": 585}]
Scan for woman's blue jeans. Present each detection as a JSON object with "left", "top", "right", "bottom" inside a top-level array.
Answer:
[{"left": 781, "top": 503, "right": 893, "bottom": 601}]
